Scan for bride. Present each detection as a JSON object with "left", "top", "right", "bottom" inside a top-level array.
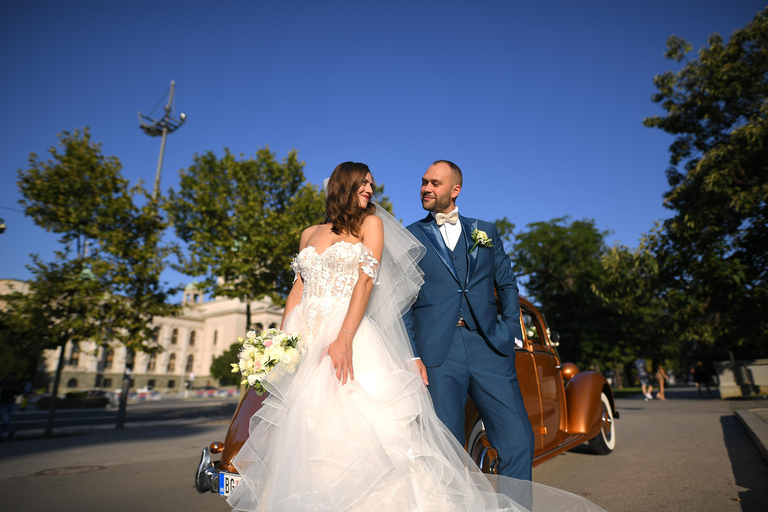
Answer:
[{"left": 227, "top": 162, "right": 605, "bottom": 512}]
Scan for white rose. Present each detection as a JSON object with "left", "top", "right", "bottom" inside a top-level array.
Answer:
[{"left": 269, "top": 345, "right": 286, "bottom": 361}]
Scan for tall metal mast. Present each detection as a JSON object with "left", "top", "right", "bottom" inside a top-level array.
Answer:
[{"left": 139, "top": 80, "right": 186, "bottom": 199}]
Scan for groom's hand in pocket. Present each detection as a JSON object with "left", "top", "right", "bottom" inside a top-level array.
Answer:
[{"left": 414, "top": 358, "right": 429, "bottom": 386}]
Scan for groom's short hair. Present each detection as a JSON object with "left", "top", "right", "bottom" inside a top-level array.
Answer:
[{"left": 432, "top": 159, "right": 463, "bottom": 186}]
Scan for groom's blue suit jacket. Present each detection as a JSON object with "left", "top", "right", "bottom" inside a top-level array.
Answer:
[{"left": 403, "top": 214, "right": 523, "bottom": 367}]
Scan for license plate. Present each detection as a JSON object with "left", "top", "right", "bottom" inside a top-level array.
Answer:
[{"left": 219, "top": 472, "right": 242, "bottom": 496}]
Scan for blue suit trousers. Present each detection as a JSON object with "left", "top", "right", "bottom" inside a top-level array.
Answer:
[{"left": 425, "top": 325, "right": 534, "bottom": 481}]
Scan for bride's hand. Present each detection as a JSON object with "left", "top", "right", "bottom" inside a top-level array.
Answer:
[
  {"left": 414, "top": 358, "right": 429, "bottom": 386},
  {"left": 325, "top": 335, "right": 354, "bottom": 385}
]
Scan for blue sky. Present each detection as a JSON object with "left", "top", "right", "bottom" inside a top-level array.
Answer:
[{"left": 1, "top": 1, "right": 765, "bottom": 295}]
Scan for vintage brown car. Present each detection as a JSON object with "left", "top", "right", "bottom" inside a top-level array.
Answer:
[{"left": 196, "top": 296, "right": 618, "bottom": 496}]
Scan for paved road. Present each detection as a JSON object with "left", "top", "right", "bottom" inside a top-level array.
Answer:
[
  {"left": 11, "top": 398, "right": 239, "bottom": 435},
  {"left": 0, "top": 421, "right": 233, "bottom": 512},
  {"left": 533, "top": 387, "right": 768, "bottom": 512},
  {"left": 0, "top": 387, "right": 766, "bottom": 511}
]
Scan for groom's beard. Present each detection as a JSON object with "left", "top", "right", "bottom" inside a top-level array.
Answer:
[{"left": 421, "top": 191, "right": 452, "bottom": 212}]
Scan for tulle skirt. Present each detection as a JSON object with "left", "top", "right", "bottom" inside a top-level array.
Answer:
[{"left": 227, "top": 304, "right": 605, "bottom": 512}]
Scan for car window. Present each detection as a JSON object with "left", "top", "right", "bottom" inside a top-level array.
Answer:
[{"left": 521, "top": 310, "right": 543, "bottom": 345}]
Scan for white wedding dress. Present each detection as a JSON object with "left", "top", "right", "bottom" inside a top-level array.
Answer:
[{"left": 228, "top": 207, "right": 605, "bottom": 512}]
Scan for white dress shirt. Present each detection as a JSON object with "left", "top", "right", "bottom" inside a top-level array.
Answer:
[{"left": 431, "top": 208, "right": 462, "bottom": 250}]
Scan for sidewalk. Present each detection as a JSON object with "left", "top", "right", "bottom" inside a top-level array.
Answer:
[{"left": 733, "top": 402, "right": 768, "bottom": 464}]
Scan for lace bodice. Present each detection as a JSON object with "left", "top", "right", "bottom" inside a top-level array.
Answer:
[{"left": 291, "top": 241, "right": 379, "bottom": 342}]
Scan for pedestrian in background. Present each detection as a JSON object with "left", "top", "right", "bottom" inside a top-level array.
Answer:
[
  {"left": 693, "top": 360, "right": 714, "bottom": 397},
  {"left": 0, "top": 372, "right": 22, "bottom": 442},
  {"left": 20, "top": 380, "right": 32, "bottom": 411},
  {"left": 635, "top": 358, "right": 654, "bottom": 400},
  {"left": 655, "top": 364, "right": 670, "bottom": 400}
]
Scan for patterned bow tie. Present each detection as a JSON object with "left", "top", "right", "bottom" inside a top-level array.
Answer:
[{"left": 435, "top": 211, "right": 459, "bottom": 226}]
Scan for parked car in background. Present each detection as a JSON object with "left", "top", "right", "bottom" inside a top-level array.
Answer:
[
  {"left": 196, "top": 296, "right": 618, "bottom": 496},
  {"left": 35, "top": 389, "right": 116, "bottom": 410}
]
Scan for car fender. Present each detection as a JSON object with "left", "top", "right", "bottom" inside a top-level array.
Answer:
[
  {"left": 564, "top": 371, "right": 614, "bottom": 437},
  {"left": 220, "top": 388, "right": 270, "bottom": 472}
]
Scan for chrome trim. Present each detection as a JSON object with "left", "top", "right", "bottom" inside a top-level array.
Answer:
[
  {"left": 195, "top": 447, "right": 221, "bottom": 494},
  {"left": 532, "top": 433, "right": 588, "bottom": 462}
]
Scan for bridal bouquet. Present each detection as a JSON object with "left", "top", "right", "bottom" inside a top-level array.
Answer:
[{"left": 231, "top": 328, "right": 301, "bottom": 395}]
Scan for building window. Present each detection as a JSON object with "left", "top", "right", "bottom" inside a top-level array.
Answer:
[
  {"left": 105, "top": 349, "right": 114, "bottom": 369},
  {"left": 147, "top": 379, "right": 156, "bottom": 388},
  {"left": 171, "top": 328, "right": 178, "bottom": 344},
  {"left": 147, "top": 353, "right": 156, "bottom": 372},
  {"left": 255, "top": 323, "right": 264, "bottom": 332},
  {"left": 213, "top": 330, "right": 218, "bottom": 345},
  {"left": 66, "top": 378, "right": 78, "bottom": 388},
  {"left": 189, "top": 331, "right": 196, "bottom": 346},
  {"left": 186, "top": 355, "right": 194, "bottom": 373},
  {"left": 168, "top": 353, "right": 176, "bottom": 372},
  {"left": 103, "top": 378, "right": 112, "bottom": 388},
  {"left": 168, "top": 379, "right": 175, "bottom": 389},
  {"left": 269, "top": 323, "right": 277, "bottom": 329},
  {"left": 69, "top": 343, "right": 80, "bottom": 367},
  {"left": 151, "top": 327, "right": 160, "bottom": 343}
]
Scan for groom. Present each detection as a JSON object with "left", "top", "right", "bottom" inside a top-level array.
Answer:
[{"left": 403, "top": 160, "right": 535, "bottom": 480}]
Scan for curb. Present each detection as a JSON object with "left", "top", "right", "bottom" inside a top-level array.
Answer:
[{"left": 734, "top": 408, "right": 768, "bottom": 464}]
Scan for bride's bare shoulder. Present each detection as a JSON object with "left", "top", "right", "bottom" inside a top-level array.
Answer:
[
  {"left": 361, "top": 213, "right": 383, "bottom": 232},
  {"left": 360, "top": 214, "right": 384, "bottom": 254},
  {"left": 299, "top": 224, "right": 324, "bottom": 250}
]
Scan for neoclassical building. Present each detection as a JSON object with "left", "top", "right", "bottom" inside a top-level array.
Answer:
[{"left": 1, "top": 279, "right": 284, "bottom": 395}]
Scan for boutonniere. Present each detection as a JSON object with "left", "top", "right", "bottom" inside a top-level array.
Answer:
[{"left": 469, "top": 229, "right": 493, "bottom": 253}]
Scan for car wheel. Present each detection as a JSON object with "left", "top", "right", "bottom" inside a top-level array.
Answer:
[
  {"left": 467, "top": 419, "right": 499, "bottom": 474},
  {"left": 588, "top": 392, "right": 616, "bottom": 455}
]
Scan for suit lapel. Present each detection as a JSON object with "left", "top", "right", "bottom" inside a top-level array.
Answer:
[
  {"left": 418, "top": 215, "right": 460, "bottom": 283},
  {"left": 463, "top": 217, "right": 479, "bottom": 283}
]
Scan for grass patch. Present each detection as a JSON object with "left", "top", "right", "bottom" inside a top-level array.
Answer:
[{"left": 611, "top": 387, "right": 643, "bottom": 398}]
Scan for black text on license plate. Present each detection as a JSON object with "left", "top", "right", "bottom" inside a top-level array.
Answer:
[{"left": 219, "top": 472, "right": 241, "bottom": 496}]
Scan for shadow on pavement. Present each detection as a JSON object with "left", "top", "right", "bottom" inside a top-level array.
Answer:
[{"left": 721, "top": 414, "right": 768, "bottom": 511}]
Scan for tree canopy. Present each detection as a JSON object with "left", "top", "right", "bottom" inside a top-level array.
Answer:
[
  {"left": 167, "top": 147, "right": 326, "bottom": 324},
  {"left": 643, "top": 8, "right": 768, "bottom": 358},
  {"left": 510, "top": 217, "right": 620, "bottom": 367},
  {"left": 210, "top": 342, "right": 242, "bottom": 386},
  {"left": 14, "top": 128, "right": 179, "bottom": 433}
]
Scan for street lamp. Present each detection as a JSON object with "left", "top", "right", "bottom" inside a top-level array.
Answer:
[
  {"left": 138, "top": 80, "right": 186, "bottom": 199},
  {"left": 0, "top": 218, "right": 5, "bottom": 234}
]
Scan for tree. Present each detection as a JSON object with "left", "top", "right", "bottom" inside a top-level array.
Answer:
[
  {"left": 18, "top": 128, "right": 135, "bottom": 254},
  {"left": 372, "top": 183, "right": 395, "bottom": 216},
  {"left": 510, "top": 217, "right": 618, "bottom": 367},
  {"left": 16, "top": 128, "right": 179, "bottom": 433},
  {"left": 643, "top": 8, "right": 768, "bottom": 358},
  {"left": 210, "top": 342, "right": 242, "bottom": 386},
  {"left": 100, "top": 192, "right": 181, "bottom": 429},
  {"left": 1, "top": 282, "right": 53, "bottom": 387},
  {"left": 167, "top": 147, "right": 326, "bottom": 329},
  {"left": 592, "top": 229, "right": 670, "bottom": 385},
  {"left": 3, "top": 254, "right": 111, "bottom": 435}
]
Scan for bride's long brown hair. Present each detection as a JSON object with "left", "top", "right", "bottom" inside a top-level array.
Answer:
[{"left": 324, "top": 162, "right": 376, "bottom": 237}]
